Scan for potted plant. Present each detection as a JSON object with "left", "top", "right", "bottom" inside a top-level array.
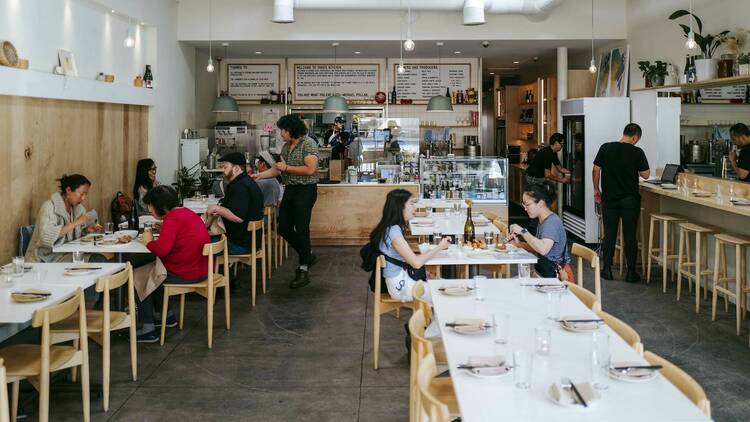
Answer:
[
  {"left": 739, "top": 53, "right": 750, "bottom": 75},
  {"left": 637, "top": 60, "right": 669, "bottom": 87},
  {"left": 173, "top": 166, "right": 201, "bottom": 202},
  {"left": 669, "top": 10, "right": 729, "bottom": 81}
]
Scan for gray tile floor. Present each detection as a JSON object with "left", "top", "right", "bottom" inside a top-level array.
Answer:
[{"left": 6, "top": 247, "right": 750, "bottom": 421}]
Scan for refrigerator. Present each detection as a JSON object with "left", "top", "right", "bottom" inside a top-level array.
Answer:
[{"left": 561, "top": 98, "right": 630, "bottom": 243}]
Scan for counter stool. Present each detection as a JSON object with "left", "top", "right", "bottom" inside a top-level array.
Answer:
[
  {"left": 614, "top": 220, "right": 625, "bottom": 277},
  {"left": 711, "top": 233, "right": 750, "bottom": 335},
  {"left": 646, "top": 214, "right": 687, "bottom": 292},
  {"left": 264, "top": 206, "right": 275, "bottom": 280},
  {"left": 676, "top": 222, "right": 719, "bottom": 313}
]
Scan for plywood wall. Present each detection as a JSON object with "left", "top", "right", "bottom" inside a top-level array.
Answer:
[{"left": 0, "top": 96, "right": 148, "bottom": 263}]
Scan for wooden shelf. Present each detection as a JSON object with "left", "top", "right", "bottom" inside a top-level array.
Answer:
[
  {"left": 518, "top": 122, "right": 535, "bottom": 125},
  {"left": 420, "top": 125, "right": 478, "bottom": 128},
  {"left": 518, "top": 102, "right": 538, "bottom": 107},
  {"left": 632, "top": 74, "right": 750, "bottom": 93}
]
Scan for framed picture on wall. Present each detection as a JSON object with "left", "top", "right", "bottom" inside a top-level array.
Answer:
[
  {"left": 58, "top": 49, "right": 77, "bottom": 76},
  {"left": 607, "top": 46, "right": 630, "bottom": 97},
  {"left": 595, "top": 51, "right": 611, "bottom": 97}
]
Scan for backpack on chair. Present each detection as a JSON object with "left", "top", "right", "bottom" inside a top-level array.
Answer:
[
  {"left": 359, "top": 242, "right": 388, "bottom": 293},
  {"left": 111, "top": 191, "right": 133, "bottom": 226}
]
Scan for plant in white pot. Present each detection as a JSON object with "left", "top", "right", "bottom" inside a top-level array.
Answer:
[
  {"left": 669, "top": 9, "right": 729, "bottom": 81},
  {"left": 739, "top": 53, "right": 750, "bottom": 76}
]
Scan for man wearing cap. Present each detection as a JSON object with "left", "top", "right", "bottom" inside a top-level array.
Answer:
[
  {"left": 324, "top": 116, "right": 349, "bottom": 148},
  {"left": 207, "top": 152, "right": 264, "bottom": 288}
]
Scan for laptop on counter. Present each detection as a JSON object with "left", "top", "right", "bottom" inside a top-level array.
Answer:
[{"left": 644, "top": 164, "right": 681, "bottom": 185}]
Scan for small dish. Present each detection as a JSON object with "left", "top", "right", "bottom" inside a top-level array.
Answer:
[
  {"left": 535, "top": 284, "right": 567, "bottom": 293},
  {"left": 439, "top": 284, "right": 473, "bottom": 296},
  {"left": 546, "top": 382, "right": 599, "bottom": 407},
  {"left": 448, "top": 319, "right": 490, "bottom": 335},
  {"left": 608, "top": 362, "right": 658, "bottom": 383},
  {"left": 559, "top": 315, "right": 602, "bottom": 333},
  {"left": 459, "top": 356, "right": 510, "bottom": 378}
]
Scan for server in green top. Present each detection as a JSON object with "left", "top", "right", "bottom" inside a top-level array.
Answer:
[
  {"left": 524, "top": 133, "right": 571, "bottom": 185},
  {"left": 253, "top": 114, "right": 319, "bottom": 288}
]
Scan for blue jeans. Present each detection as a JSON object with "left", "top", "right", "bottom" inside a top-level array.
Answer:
[
  {"left": 137, "top": 272, "right": 201, "bottom": 326},
  {"left": 210, "top": 235, "right": 250, "bottom": 255}
]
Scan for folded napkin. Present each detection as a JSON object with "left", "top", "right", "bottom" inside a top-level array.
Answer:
[
  {"left": 411, "top": 217, "right": 434, "bottom": 224},
  {"left": 561, "top": 318, "right": 601, "bottom": 331},
  {"left": 11, "top": 289, "right": 51, "bottom": 303},
  {"left": 549, "top": 381, "right": 597, "bottom": 406}
]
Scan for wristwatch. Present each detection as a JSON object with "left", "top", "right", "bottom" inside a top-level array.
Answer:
[{"left": 520, "top": 228, "right": 528, "bottom": 235}]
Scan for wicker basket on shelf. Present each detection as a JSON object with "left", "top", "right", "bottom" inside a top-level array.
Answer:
[{"left": 0, "top": 40, "right": 18, "bottom": 67}]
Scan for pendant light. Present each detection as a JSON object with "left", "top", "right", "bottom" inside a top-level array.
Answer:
[
  {"left": 397, "top": 1, "right": 405, "bottom": 74},
  {"left": 588, "top": 0, "right": 597, "bottom": 74},
  {"left": 686, "top": 0, "right": 697, "bottom": 50},
  {"left": 212, "top": 43, "right": 239, "bottom": 113},
  {"left": 123, "top": 17, "right": 135, "bottom": 48},
  {"left": 322, "top": 42, "right": 349, "bottom": 114},
  {"left": 206, "top": 0, "right": 215, "bottom": 72},
  {"left": 403, "top": 2, "right": 415, "bottom": 52},
  {"left": 427, "top": 42, "right": 453, "bottom": 112}
]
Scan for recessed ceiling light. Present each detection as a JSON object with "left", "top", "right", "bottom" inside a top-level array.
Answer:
[
  {"left": 454, "top": 51, "right": 462, "bottom": 54},
  {"left": 354, "top": 51, "right": 361, "bottom": 54},
  {"left": 513, "top": 61, "right": 520, "bottom": 64},
  {"left": 111, "top": 9, "right": 115, "bottom": 13},
  {"left": 489, "top": 72, "right": 495, "bottom": 75},
  {"left": 221, "top": 42, "right": 230, "bottom": 47},
  {"left": 255, "top": 51, "right": 262, "bottom": 54}
]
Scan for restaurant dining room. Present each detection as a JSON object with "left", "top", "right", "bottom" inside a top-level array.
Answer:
[{"left": 3, "top": 0, "right": 750, "bottom": 421}]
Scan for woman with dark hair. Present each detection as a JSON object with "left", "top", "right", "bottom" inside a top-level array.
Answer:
[
  {"left": 135, "top": 185, "right": 211, "bottom": 343},
  {"left": 508, "top": 182, "right": 573, "bottom": 280},
  {"left": 133, "top": 158, "right": 160, "bottom": 216},
  {"left": 25, "top": 174, "right": 103, "bottom": 263},
  {"left": 369, "top": 189, "right": 450, "bottom": 302},
  {"left": 252, "top": 114, "right": 320, "bottom": 289}
]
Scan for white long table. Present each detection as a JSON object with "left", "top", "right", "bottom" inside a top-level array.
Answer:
[
  {"left": 182, "top": 198, "right": 220, "bottom": 215},
  {"left": 428, "top": 278, "right": 711, "bottom": 422},
  {"left": 53, "top": 239, "right": 150, "bottom": 255},
  {"left": 409, "top": 213, "right": 500, "bottom": 237},
  {"left": 416, "top": 199, "right": 468, "bottom": 210},
  {"left": 424, "top": 246, "right": 537, "bottom": 267}
]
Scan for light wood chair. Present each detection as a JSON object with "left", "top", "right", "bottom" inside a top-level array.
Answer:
[
  {"left": 595, "top": 310, "right": 643, "bottom": 356},
  {"left": 566, "top": 282, "right": 602, "bottom": 313},
  {"left": 486, "top": 220, "right": 511, "bottom": 278},
  {"left": 417, "top": 355, "right": 452, "bottom": 422},
  {"left": 160, "top": 235, "right": 230, "bottom": 349},
  {"left": 264, "top": 206, "right": 275, "bottom": 279},
  {"left": 217, "top": 220, "right": 267, "bottom": 306},
  {"left": 677, "top": 222, "right": 718, "bottom": 313},
  {"left": 0, "top": 359, "right": 9, "bottom": 422},
  {"left": 644, "top": 351, "right": 711, "bottom": 418},
  {"left": 0, "top": 288, "right": 90, "bottom": 422},
  {"left": 571, "top": 243, "right": 602, "bottom": 305},
  {"left": 646, "top": 213, "right": 687, "bottom": 291},
  {"left": 50, "top": 263, "right": 137, "bottom": 412},
  {"left": 710, "top": 232, "right": 750, "bottom": 336},
  {"left": 373, "top": 255, "right": 415, "bottom": 370}
]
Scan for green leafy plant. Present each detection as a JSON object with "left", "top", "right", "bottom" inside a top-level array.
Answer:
[
  {"left": 637, "top": 60, "right": 669, "bottom": 86},
  {"left": 669, "top": 10, "right": 729, "bottom": 59},
  {"left": 173, "top": 166, "right": 201, "bottom": 201},
  {"left": 738, "top": 53, "right": 750, "bottom": 65}
]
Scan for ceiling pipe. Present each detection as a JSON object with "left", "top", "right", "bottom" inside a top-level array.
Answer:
[{"left": 463, "top": 0, "right": 485, "bottom": 25}]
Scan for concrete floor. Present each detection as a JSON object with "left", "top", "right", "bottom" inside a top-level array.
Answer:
[{"left": 6, "top": 246, "right": 750, "bottom": 421}]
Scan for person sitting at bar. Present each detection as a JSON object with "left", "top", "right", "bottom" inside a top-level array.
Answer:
[
  {"left": 508, "top": 182, "right": 573, "bottom": 281},
  {"left": 525, "top": 133, "right": 571, "bottom": 185},
  {"left": 136, "top": 185, "right": 210, "bottom": 343},
  {"left": 25, "top": 174, "right": 104, "bottom": 263},
  {"left": 729, "top": 123, "right": 750, "bottom": 182},
  {"left": 255, "top": 152, "right": 284, "bottom": 207},
  {"left": 132, "top": 158, "right": 160, "bottom": 216}
]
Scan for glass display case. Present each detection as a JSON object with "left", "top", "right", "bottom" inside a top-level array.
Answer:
[{"left": 419, "top": 157, "right": 507, "bottom": 204}]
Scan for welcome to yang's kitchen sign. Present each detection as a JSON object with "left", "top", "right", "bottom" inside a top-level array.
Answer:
[{"left": 293, "top": 63, "right": 381, "bottom": 102}]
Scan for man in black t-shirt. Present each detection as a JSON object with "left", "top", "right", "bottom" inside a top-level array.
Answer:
[
  {"left": 729, "top": 123, "right": 750, "bottom": 182},
  {"left": 592, "top": 123, "right": 651, "bottom": 283},
  {"left": 525, "top": 133, "right": 571, "bottom": 184}
]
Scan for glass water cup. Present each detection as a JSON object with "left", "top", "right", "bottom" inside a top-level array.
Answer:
[
  {"left": 484, "top": 232, "right": 494, "bottom": 248},
  {"left": 590, "top": 332, "right": 611, "bottom": 390},
  {"left": 473, "top": 275, "right": 487, "bottom": 301},
  {"left": 104, "top": 222, "right": 114, "bottom": 236},
  {"left": 12, "top": 256, "right": 25, "bottom": 277},
  {"left": 546, "top": 290, "right": 562, "bottom": 320},
  {"left": 534, "top": 326, "right": 552, "bottom": 356},
  {"left": 72, "top": 251, "right": 85, "bottom": 265},
  {"left": 492, "top": 313, "right": 510, "bottom": 344},
  {"left": 432, "top": 230, "right": 442, "bottom": 246},
  {"left": 2, "top": 274, "right": 13, "bottom": 288},
  {"left": 34, "top": 269, "right": 47, "bottom": 284},
  {"left": 517, "top": 263, "right": 531, "bottom": 280},
  {"left": 513, "top": 350, "right": 533, "bottom": 389}
]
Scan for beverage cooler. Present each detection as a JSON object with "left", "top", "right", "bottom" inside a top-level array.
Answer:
[{"left": 560, "top": 98, "right": 630, "bottom": 243}]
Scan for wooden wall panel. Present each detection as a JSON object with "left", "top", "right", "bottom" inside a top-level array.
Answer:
[{"left": 0, "top": 96, "right": 148, "bottom": 263}]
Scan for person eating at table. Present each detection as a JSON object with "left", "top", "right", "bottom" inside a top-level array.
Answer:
[
  {"left": 133, "top": 158, "right": 160, "bottom": 216},
  {"left": 136, "top": 185, "right": 210, "bottom": 343},
  {"left": 25, "top": 174, "right": 104, "bottom": 263},
  {"left": 508, "top": 182, "right": 573, "bottom": 281}
]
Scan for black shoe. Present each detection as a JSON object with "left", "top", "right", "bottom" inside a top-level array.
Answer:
[
  {"left": 626, "top": 271, "right": 641, "bottom": 283},
  {"left": 308, "top": 254, "right": 318, "bottom": 268},
  {"left": 600, "top": 265, "right": 613, "bottom": 280},
  {"left": 136, "top": 330, "right": 159, "bottom": 344},
  {"left": 155, "top": 314, "right": 178, "bottom": 328},
  {"left": 289, "top": 269, "right": 311, "bottom": 289}
]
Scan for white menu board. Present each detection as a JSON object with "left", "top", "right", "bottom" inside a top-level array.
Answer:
[
  {"left": 395, "top": 63, "right": 472, "bottom": 100},
  {"left": 294, "top": 63, "right": 380, "bottom": 101},
  {"left": 227, "top": 64, "right": 280, "bottom": 101}
]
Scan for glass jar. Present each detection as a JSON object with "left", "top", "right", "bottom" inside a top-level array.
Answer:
[{"left": 718, "top": 54, "right": 736, "bottom": 78}]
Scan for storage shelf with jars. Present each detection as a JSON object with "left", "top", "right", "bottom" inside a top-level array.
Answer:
[{"left": 419, "top": 157, "right": 508, "bottom": 204}]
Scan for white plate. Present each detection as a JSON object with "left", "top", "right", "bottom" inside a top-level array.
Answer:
[
  {"left": 449, "top": 319, "right": 490, "bottom": 335},
  {"left": 608, "top": 362, "right": 657, "bottom": 383},
  {"left": 461, "top": 356, "right": 511, "bottom": 378},
  {"left": 559, "top": 315, "right": 602, "bottom": 333},
  {"left": 546, "top": 383, "right": 600, "bottom": 408},
  {"left": 440, "top": 285, "right": 473, "bottom": 296},
  {"left": 535, "top": 284, "right": 567, "bottom": 293},
  {"left": 661, "top": 183, "right": 678, "bottom": 189}
]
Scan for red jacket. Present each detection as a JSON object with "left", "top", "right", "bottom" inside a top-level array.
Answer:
[{"left": 146, "top": 207, "right": 210, "bottom": 281}]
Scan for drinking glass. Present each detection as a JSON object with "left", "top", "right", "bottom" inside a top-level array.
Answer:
[
  {"left": 2, "top": 274, "right": 12, "bottom": 288},
  {"left": 432, "top": 230, "right": 442, "bottom": 246},
  {"left": 473, "top": 275, "right": 487, "bottom": 301},
  {"left": 590, "top": 332, "right": 610, "bottom": 390},
  {"left": 104, "top": 222, "right": 114, "bottom": 236},
  {"left": 513, "top": 350, "right": 533, "bottom": 389},
  {"left": 518, "top": 264, "right": 531, "bottom": 281},
  {"left": 546, "top": 290, "right": 562, "bottom": 320},
  {"left": 484, "top": 232, "right": 494, "bottom": 248},
  {"left": 534, "top": 327, "right": 552, "bottom": 356},
  {"left": 72, "top": 251, "right": 85, "bottom": 265},
  {"left": 453, "top": 202, "right": 461, "bottom": 216},
  {"left": 716, "top": 185, "right": 722, "bottom": 202},
  {"left": 730, "top": 184, "right": 736, "bottom": 201},
  {"left": 492, "top": 313, "right": 510, "bottom": 344},
  {"left": 12, "top": 256, "right": 24, "bottom": 278},
  {"left": 34, "top": 269, "right": 47, "bottom": 285},
  {"left": 208, "top": 193, "right": 216, "bottom": 201}
]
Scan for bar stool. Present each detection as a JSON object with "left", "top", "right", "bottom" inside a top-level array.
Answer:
[
  {"left": 711, "top": 233, "right": 750, "bottom": 335},
  {"left": 676, "top": 222, "right": 719, "bottom": 313},
  {"left": 646, "top": 213, "right": 687, "bottom": 292}
]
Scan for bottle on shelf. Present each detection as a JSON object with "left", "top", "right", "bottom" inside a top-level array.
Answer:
[
  {"left": 683, "top": 54, "right": 691, "bottom": 84},
  {"left": 143, "top": 65, "right": 153, "bottom": 89},
  {"left": 689, "top": 56, "right": 697, "bottom": 83},
  {"left": 451, "top": 90, "right": 457, "bottom": 104},
  {"left": 524, "top": 90, "right": 530, "bottom": 103},
  {"left": 464, "top": 201, "right": 475, "bottom": 241},
  {"left": 287, "top": 86, "right": 293, "bottom": 104},
  {"left": 391, "top": 85, "right": 398, "bottom": 104}
]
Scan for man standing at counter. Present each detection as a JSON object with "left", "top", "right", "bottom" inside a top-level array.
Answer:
[
  {"left": 592, "top": 123, "right": 650, "bottom": 282},
  {"left": 729, "top": 123, "right": 750, "bottom": 181},
  {"left": 525, "top": 133, "right": 571, "bottom": 185},
  {"left": 253, "top": 114, "right": 319, "bottom": 289}
]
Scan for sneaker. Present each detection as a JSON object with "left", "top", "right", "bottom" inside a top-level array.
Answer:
[
  {"left": 155, "top": 314, "right": 178, "bottom": 328},
  {"left": 136, "top": 330, "right": 159, "bottom": 343},
  {"left": 289, "top": 269, "right": 311, "bottom": 289}
]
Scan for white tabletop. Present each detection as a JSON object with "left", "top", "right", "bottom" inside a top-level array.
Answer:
[
  {"left": 424, "top": 245, "right": 537, "bottom": 266},
  {"left": 417, "top": 199, "right": 468, "bottom": 209},
  {"left": 428, "top": 278, "right": 711, "bottom": 422},
  {"left": 0, "top": 263, "right": 125, "bottom": 324},
  {"left": 182, "top": 198, "right": 220, "bottom": 215},
  {"left": 53, "top": 238, "right": 150, "bottom": 254},
  {"left": 409, "top": 213, "right": 500, "bottom": 237}
]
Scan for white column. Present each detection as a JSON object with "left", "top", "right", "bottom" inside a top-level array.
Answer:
[{"left": 556, "top": 46, "right": 568, "bottom": 217}]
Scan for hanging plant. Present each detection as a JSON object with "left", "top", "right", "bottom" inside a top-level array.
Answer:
[{"left": 669, "top": 10, "right": 729, "bottom": 58}]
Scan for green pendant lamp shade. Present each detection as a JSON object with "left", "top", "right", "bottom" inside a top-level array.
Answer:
[
  {"left": 322, "top": 94, "right": 349, "bottom": 114},
  {"left": 426, "top": 94, "right": 453, "bottom": 112},
  {"left": 212, "top": 92, "right": 239, "bottom": 113}
]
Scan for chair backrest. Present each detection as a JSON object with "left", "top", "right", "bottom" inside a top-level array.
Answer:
[
  {"left": 247, "top": 219, "right": 264, "bottom": 234},
  {"left": 374, "top": 255, "right": 385, "bottom": 298},
  {"left": 32, "top": 288, "right": 84, "bottom": 328},
  {"left": 571, "top": 243, "right": 602, "bottom": 303},
  {"left": 95, "top": 263, "right": 136, "bottom": 331},
  {"left": 483, "top": 211, "right": 499, "bottom": 222},
  {"left": 596, "top": 310, "right": 643, "bottom": 356},
  {"left": 203, "top": 235, "right": 229, "bottom": 288},
  {"left": 17, "top": 224, "right": 35, "bottom": 257},
  {"left": 411, "top": 281, "right": 432, "bottom": 324},
  {"left": 566, "top": 282, "right": 602, "bottom": 313},
  {"left": 492, "top": 220, "right": 509, "bottom": 238},
  {"left": 644, "top": 351, "right": 711, "bottom": 418},
  {"left": 417, "top": 354, "right": 450, "bottom": 422},
  {"left": 0, "top": 358, "right": 8, "bottom": 422}
]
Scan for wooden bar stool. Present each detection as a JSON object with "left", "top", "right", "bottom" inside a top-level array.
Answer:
[
  {"left": 676, "top": 222, "right": 718, "bottom": 313},
  {"left": 711, "top": 233, "right": 750, "bottom": 335},
  {"left": 646, "top": 213, "right": 687, "bottom": 292}
]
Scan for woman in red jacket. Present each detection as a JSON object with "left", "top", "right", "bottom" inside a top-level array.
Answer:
[{"left": 137, "top": 185, "right": 211, "bottom": 343}]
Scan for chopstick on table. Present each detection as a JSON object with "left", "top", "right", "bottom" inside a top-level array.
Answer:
[
  {"left": 559, "top": 319, "right": 604, "bottom": 323},
  {"left": 567, "top": 379, "right": 588, "bottom": 408},
  {"left": 65, "top": 267, "right": 102, "bottom": 270},
  {"left": 612, "top": 365, "right": 663, "bottom": 371}
]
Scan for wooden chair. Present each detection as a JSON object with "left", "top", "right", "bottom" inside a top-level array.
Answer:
[
  {"left": 1, "top": 359, "right": 9, "bottom": 422},
  {"left": 264, "top": 206, "right": 275, "bottom": 279},
  {"left": 595, "top": 310, "right": 643, "bottom": 356},
  {"left": 217, "top": 220, "right": 267, "bottom": 306},
  {"left": 417, "top": 355, "right": 452, "bottom": 422},
  {"left": 571, "top": 243, "right": 602, "bottom": 305},
  {"left": 50, "top": 263, "right": 137, "bottom": 412},
  {"left": 373, "top": 255, "right": 414, "bottom": 370},
  {"left": 412, "top": 281, "right": 432, "bottom": 323},
  {"left": 644, "top": 351, "right": 711, "bottom": 418},
  {"left": 566, "top": 282, "right": 602, "bottom": 313},
  {"left": 486, "top": 220, "right": 511, "bottom": 278},
  {"left": 161, "top": 236, "right": 230, "bottom": 349},
  {"left": 0, "top": 289, "right": 90, "bottom": 422}
]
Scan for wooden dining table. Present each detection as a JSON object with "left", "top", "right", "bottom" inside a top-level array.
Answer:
[{"left": 428, "top": 278, "right": 712, "bottom": 422}]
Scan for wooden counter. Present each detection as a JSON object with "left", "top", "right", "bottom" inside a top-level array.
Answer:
[{"left": 640, "top": 173, "right": 750, "bottom": 218}]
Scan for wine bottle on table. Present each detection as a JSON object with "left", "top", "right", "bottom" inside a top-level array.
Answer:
[
  {"left": 464, "top": 201, "right": 475, "bottom": 241},
  {"left": 128, "top": 200, "right": 139, "bottom": 231}
]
